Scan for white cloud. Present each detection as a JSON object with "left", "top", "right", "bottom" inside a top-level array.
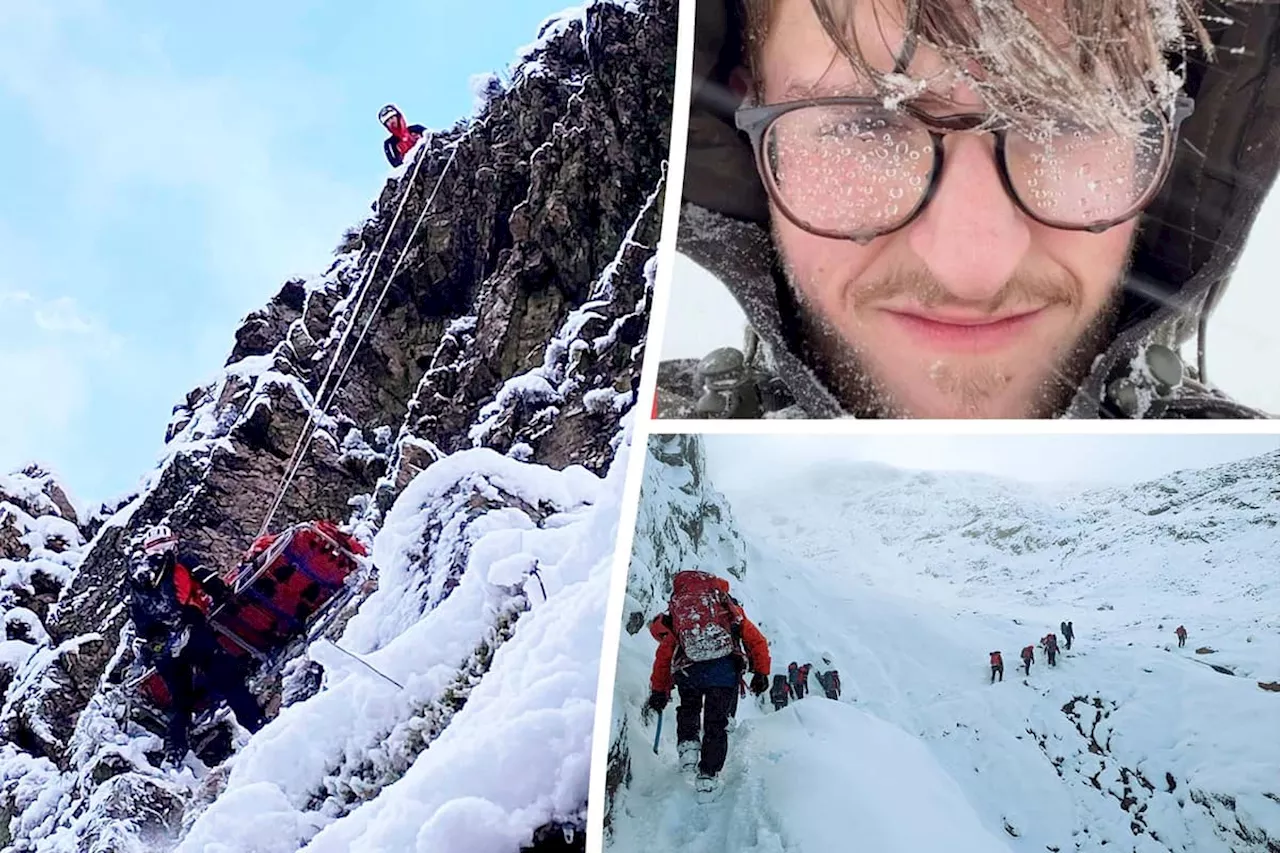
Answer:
[{"left": 33, "top": 296, "right": 96, "bottom": 335}]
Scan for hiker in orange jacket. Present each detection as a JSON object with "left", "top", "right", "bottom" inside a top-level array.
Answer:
[
  {"left": 1020, "top": 645, "right": 1035, "bottom": 675},
  {"left": 1175, "top": 625, "right": 1187, "bottom": 647},
  {"left": 989, "top": 650, "right": 1004, "bottom": 683},
  {"left": 647, "top": 571, "right": 770, "bottom": 793}
]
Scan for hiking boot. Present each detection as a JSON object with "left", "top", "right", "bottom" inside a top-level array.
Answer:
[
  {"left": 677, "top": 740, "right": 700, "bottom": 772},
  {"left": 695, "top": 771, "right": 719, "bottom": 796}
]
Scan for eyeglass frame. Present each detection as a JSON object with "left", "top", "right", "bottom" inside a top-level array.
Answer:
[{"left": 734, "top": 94, "right": 1195, "bottom": 243}]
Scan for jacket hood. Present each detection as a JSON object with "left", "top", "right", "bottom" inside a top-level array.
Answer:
[{"left": 669, "top": 0, "right": 1280, "bottom": 419}]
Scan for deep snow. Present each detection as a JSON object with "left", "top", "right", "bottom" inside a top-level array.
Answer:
[{"left": 606, "top": 446, "right": 1280, "bottom": 853}]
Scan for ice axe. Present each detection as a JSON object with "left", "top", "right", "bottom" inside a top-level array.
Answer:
[{"left": 652, "top": 709, "right": 663, "bottom": 754}]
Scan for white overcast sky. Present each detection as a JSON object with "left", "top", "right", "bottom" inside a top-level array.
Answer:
[{"left": 700, "top": 433, "right": 1280, "bottom": 495}]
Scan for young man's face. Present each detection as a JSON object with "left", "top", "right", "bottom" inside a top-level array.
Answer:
[{"left": 756, "top": 0, "right": 1139, "bottom": 418}]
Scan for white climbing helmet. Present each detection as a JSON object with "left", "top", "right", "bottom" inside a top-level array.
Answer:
[
  {"left": 142, "top": 524, "right": 178, "bottom": 558},
  {"left": 820, "top": 651, "right": 833, "bottom": 666},
  {"left": 378, "top": 104, "right": 402, "bottom": 126}
]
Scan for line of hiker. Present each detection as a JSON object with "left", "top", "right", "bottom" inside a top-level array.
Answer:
[
  {"left": 990, "top": 622, "right": 1191, "bottom": 683},
  {"left": 770, "top": 655, "right": 841, "bottom": 710},
  {"left": 990, "top": 621, "right": 1073, "bottom": 683},
  {"left": 645, "top": 570, "right": 771, "bottom": 794}
]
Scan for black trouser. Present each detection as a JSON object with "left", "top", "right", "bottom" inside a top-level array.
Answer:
[
  {"left": 1064, "top": 635, "right": 1072, "bottom": 650},
  {"left": 153, "top": 627, "right": 265, "bottom": 757},
  {"left": 1022, "top": 659, "right": 1031, "bottom": 675},
  {"left": 1178, "top": 635, "right": 1185, "bottom": 647},
  {"left": 771, "top": 698, "right": 787, "bottom": 710},
  {"left": 1047, "top": 648, "right": 1057, "bottom": 666},
  {"left": 991, "top": 664, "right": 1003, "bottom": 683},
  {"left": 675, "top": 685, "right": 737, "bottom": 775}
]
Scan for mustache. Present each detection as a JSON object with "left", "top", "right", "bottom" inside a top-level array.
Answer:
[{"left": 849, "top": 267, "right": 1084, "bottom": 313}]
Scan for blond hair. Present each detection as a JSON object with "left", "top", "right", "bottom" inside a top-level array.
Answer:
[{"left": 740, "top": 0, "right": 1211, "bottom": 134}]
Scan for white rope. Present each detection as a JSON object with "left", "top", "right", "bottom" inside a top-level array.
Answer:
[
  {"left": 257, "top": 137, "right": 437, "bottom": 537},
  {"left": 325, "top": 143, "right": 463, "bottom": 412}
]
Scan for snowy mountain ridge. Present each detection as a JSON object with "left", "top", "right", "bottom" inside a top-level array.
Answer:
[{"left": 727, "top": 451, "right": 1280, "bottom": 609}]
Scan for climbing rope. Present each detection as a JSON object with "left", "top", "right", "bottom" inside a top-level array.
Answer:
[{"left": 257, "top": 132, "right": 465, "bottom": 538}]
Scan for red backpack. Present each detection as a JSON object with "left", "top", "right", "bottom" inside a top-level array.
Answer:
[
  {"left": 990, "top": 651, "right": 1002, "bottom": 666},
  {"left": 668, "top": 570, "right": 742, "bottom": 663},
  {"left": 1021, "top": 645, "right": 1034, "bottom": 660}
]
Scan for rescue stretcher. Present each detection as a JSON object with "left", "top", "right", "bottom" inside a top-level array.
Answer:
[{"left": 122, "top": 521, "right": 370, "bottom": 740}]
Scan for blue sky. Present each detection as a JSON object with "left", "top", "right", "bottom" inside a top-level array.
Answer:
[{"left": 0, "top": 0, "right": 576, "bottom": 509}]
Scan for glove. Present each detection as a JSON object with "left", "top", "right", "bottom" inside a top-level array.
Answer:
[
  {"left": 194, "top": 566, "right": 232, "bottom": 606},
  {"left": 646, "top": 690, "right": 669, "bottom": 713},
  {"left": 749, "top": 672, "right": 769, "bottom": 696},
  {"left": 169, "top": 626, "right": 191, "bottom": 658}
]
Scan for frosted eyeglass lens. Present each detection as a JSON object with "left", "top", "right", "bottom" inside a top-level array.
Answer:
[
  {"left": 1005, "top": 113, "right": 1166, "bottom": 226},
  {"left": 765, "top": 105, "right": 934, "bottom": 235}
]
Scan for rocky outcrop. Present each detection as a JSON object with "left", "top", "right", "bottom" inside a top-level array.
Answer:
[
  {"left": 622, "top": 434, "right": 748, "bottom": 634},
  {"left": 0, "top": 0, "right": 672, "bottom": 849}
]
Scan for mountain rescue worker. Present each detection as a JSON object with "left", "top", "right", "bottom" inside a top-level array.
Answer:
[
  {"left": 787, "top": 661, "right": 802, "bottom": 698},
  {"left": 646, "top": 571, "right": 771, "bottom": 793},
  {"left": 379, "top": 104, "right": 426, "bottom": 168},
  {"left": 1021, "top": 645, "right": 1035, "bottom": 676},
  {"left": 798, "top": 663, "right": 813, "bottom": 698},
  {"left": 656, "top": 0, "right": 1279, "bottom": 420},
  {"left": 1176, "top": 625, "right": 1187, "bottom": 648},
  {"left": 127, "top": 524, "right": 266, "bottom": 765},
  {"left": 769, "top": 674, "right": 792, "bottom": 710},
  {"left": 1044, "top": 633, "right": 1059, "bottom": 666},
  {"left": 815, "top": 652, "right": 842, "bottom": 700},
  {"left": 989, "top": 651, "right": 1003, "bottom": 683},
  {"left": 1062, "top": 621, "right": 1075, "bottom": 650}
]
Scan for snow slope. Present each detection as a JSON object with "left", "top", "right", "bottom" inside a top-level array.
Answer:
[
  {"left": 605, "top": 447, "right": 1280, "bottom": 853},
  {"left": 176, "top": 440, "right": 629, "bottom": 852}
]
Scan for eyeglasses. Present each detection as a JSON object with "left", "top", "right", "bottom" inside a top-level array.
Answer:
[{"left": 735, "top": 95, "right": 1194, "bottom": 242}]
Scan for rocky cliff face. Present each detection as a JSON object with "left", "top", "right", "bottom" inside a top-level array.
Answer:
[
  {"left": 0, "top": 1, "right": 673, "bottom": 850},
  {"left": 621, "top": 434, "right": 748, "bottom": 636}
]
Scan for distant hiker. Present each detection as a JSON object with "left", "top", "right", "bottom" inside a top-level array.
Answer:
[
  {"left": 769, "top": 674, "right": 792, "bottom": 710},
  {"left": 816, "top": 669, "right": 841, "bottom": 700},
  {"left": 799, "top": 663, "right": 813, "bottom": 697},
  {"left": 1176, "top": 625, "right": 1187, "bottom": 648},
  {"left": 1062, "top": 621, "right": 1075, "bottom": 650},
  {"left": 1044, "top": 633, "right": 1059, "bottom": 666},
  {"left": 379, "top": 104, "right": 426, "bottom": 168},
  {"left": 127, "top": 524, "right": 265, "bottom": 765},
  {"left": 787, "top": 661, "right": 802, "bottom": 698},
  {"left": 989, "top": 651, "right": 1003, "bottom": 683},
  {"left": 1021, "top": 645, "right": 1035, "bottom": 676},
  {"left": 647, "top": 571, "right": 771, "bottom": 793},
  {"left": 814, "top": 652, "right": 841, "bottom": 700}
]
